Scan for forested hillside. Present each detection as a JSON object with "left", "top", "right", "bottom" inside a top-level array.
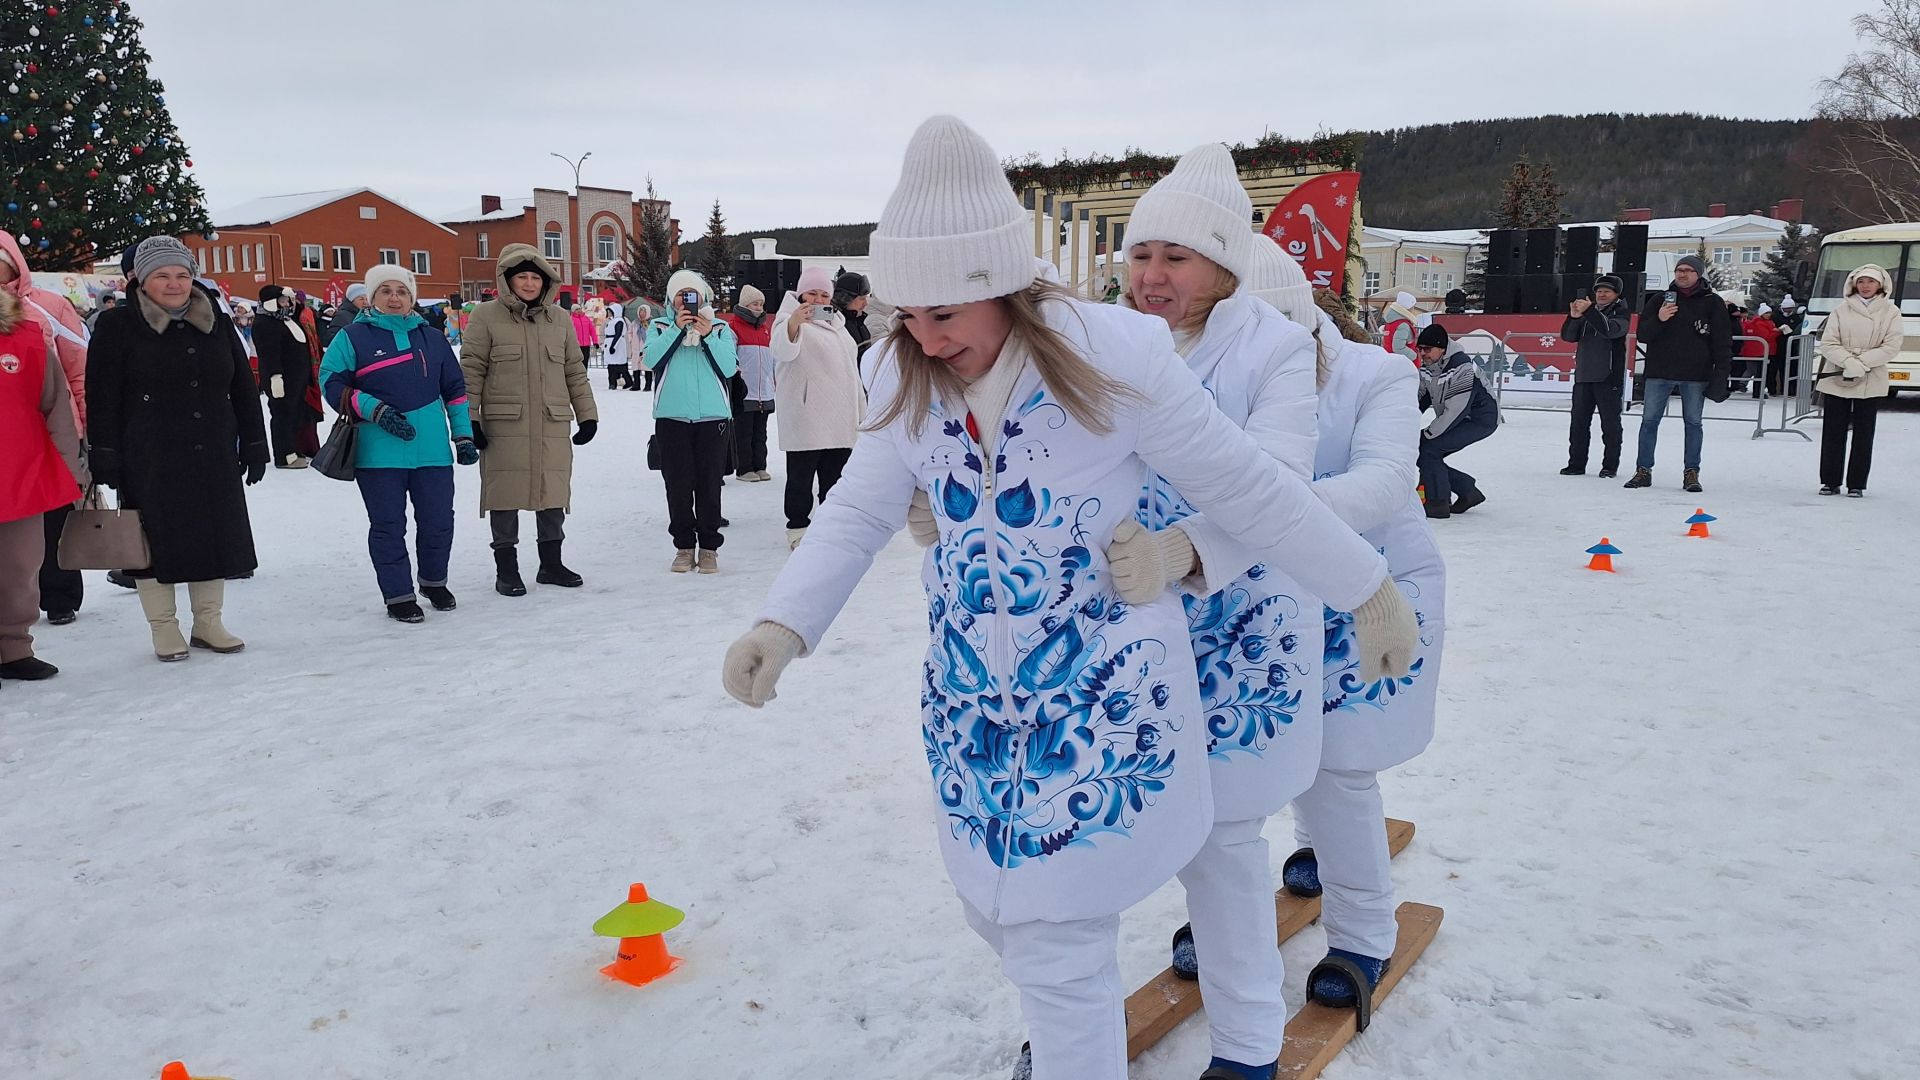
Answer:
[{"left": 1359, "top": 114, "right": 1813, "bottom": 229}]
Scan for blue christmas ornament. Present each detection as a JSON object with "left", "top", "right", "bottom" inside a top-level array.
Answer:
[
  {"left": 4, "top": 203, "right": 16, "bottom": 213},
  {"left": 0, "top": 114, "right": 9, "bottom": 125},
  {"left": 132, "top": 214, "right": 145, "bottom": 226},
  {"left": 83, "top": 15, "right": 93, "bottom": 25},
  {"left": 37, "top": 239, "right": 49, "bottom": 249}
]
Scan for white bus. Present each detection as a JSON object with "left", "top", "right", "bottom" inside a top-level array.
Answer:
[{"left": 1809, "top": 223, "right": 1920, "bottom": 393}]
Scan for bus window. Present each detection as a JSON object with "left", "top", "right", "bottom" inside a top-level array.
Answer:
[
  {"left": 1904, "top": 244, "right": 1920, "bottom": 306},
  {"left": 1815, "top": 242, "right": 1902, "bottom": 298}
]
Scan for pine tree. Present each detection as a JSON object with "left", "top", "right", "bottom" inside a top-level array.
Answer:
[
  {"left": 1747, "top": 221, "right": 1819, "bottom": 310},
  {"left": 0, "top": 0, "right": 212, "bottom": 271},
  {"left": 1462, "top": 241, "right": 1488, "bottom": 307},
  {"left": 1495, "top": 157, "right": 1536, "bottom": 228},
  {"left": 698, "top": 199, "right": 732, "bottom": 295},
  {"left": 1698, "top": 242, "right": 1735, "bottom": 291},
  {"left": 1524, "top": 161, "right": 1566, "bottom": 227},
  {"left": 612, "top": 178, "right": 674, "bottom": 302}
]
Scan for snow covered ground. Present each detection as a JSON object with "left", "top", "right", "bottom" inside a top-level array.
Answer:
[{"left": 5, "top": 386, "right": 1919, "bottom": 1079}]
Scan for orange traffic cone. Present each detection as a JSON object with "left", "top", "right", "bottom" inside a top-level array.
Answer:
[
  {"left": 1686, "top": 509, "right": 1716, "bottom": 538},
  {"left": 592, "top": 882, "right": 686, "bottom": 987},
  {"left": 161, "top": 1065, "right": 190, "bottom": 1080},
  {"left": 1585, "top": 537, "right": 1621, "bottom": 573}
]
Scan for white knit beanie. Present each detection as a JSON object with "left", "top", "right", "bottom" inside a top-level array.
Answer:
[
  {"left": 1122, "top": 142, "right": 1253, "bottom": 281},
  {"left": 666, "top": 269, "right": 713, "bottom": 305},
  {"left": 869, "top": 115, "right": 1036, "bottom": 307},
  {"left": 1247, "top": 238, "right": 1317, "bottom": 330},
  {"left": 364, "top": 264, "right": 416, "bottom": 301},
  {"left": 736, "top": 283, "right": 766, "bottom": 308}
]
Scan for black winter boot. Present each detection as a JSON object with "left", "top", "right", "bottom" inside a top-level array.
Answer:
[
  {"left": 421, "top": 584, "right": 457, "bottom": 611},
  {"left": 494, "top": 547, "right": 527, "bottom": 597},
  {"left": 535, "top": 540, "right": 583, "bottom": 588}
]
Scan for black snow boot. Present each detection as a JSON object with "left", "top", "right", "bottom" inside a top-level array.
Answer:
[
  {"left": 535, "top": 540, "right": 583, "bottom": 588},
  {"left": 421, "top": 584, "right": 457, "bottom": 611},
  {"left": 494, "top": 547, "right": 527, "bottom": 597},
  {"left": 386, "top": 600, "right": 425, "bottom": 624}
]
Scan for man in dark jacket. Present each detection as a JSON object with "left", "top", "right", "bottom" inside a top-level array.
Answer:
[
  {"left": 1624, "top": 254, "right": 1730, "bottom": 493},
  {"left": 323, "top": 283, "right": 370, "bottom": 346},
  {"left": 1415, "top": 323, "right": 1499, "bottom": 518},
  {"left": 833, "top": 271, "right": 878, "bottom": 358},
  {"left": 1559, "top": 274, "right": 1630, "bottom": 477}
]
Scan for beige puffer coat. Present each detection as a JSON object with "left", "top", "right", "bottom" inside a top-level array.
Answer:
[
  {"left": 1816, "top": 263, "right": 1902, "bottom": 400},
  {"left": 460, "top": 244, "right": 598, "bottom": 512}
]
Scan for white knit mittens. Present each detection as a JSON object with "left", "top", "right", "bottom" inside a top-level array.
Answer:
[
  {"left": 907, "top": 489, "right": 939, "bottom": 548},
  {"left": 723, "top": 622, "right": 806, "bottom": 708},
  {"left": 1106, "top": 521, "right": 1197, "bottom": 605},
  {"left": 1351, "top": 579, "right": 1419, "bottom": 683}
]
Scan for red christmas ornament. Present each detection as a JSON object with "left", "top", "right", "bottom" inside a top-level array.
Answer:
[
  {"left": 46, "top": 5, "right": 58, "bottom": 15},
  {"left": 30, "top": 218, "right": 42, "bottom": 229},
  {"left": 87, "top": 169, "right": 98, "bottom": 178},
  {"left": 130, "top": 145, "right": 142, "bottom": 155},
  {"left": 143, "top": 184, "right": 154, "bottom": 194},
  {"left": 26, "top": 63, "right": 39, "bottom": 74},
  {"left": 26, "top": 124, "right": 38, "bottom": 137},
  {"left": 185, "top": 158, "right": 193, "bottom": 167}
]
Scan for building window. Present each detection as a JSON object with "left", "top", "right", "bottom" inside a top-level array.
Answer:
[
  {"left": 1444, "top": 273, "right": 1456, "bottom": 290},
  {"left": 542, "top": 229, "right": 563, "bottom": 260},
  {"left": 477, "top": 232, "right": 489, "bottom": 258},
  {"left": 1741, "top": 246, "right": 1763, "bottom": 264},
  {"left": 333, "top": 246, "right": 355, "bottom": 272},
  {"left": 1712, "top": 247, "right": 1733, "bottom": 264},
  {"left": 410, "top": 250, "right": 431, "bottom": 275},
  {"left": 240, "top": 245, "right": 250, "bottom": 272},
  {"left": 256, "top": 243, "right": 266, "bottom": 271},
  {"left": 1364, "top": 271, "right": 1381, "bottom": 294},
  {"left": 378, "top": 248, "right": 400, "bottom": 266},
  {"left": 596, "top": 229, "right": 617, "bottom": 264},
  {"left": 301, "top": 244, "right": 322, "bottom": 271}
]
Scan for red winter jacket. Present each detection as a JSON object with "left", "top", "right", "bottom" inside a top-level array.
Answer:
[
  {"left": 0, "top": 232, "right": 89, "bottom": 434},
  {"left": 1739, "top": 315, "right": 1779, "bottom": 359},
  {"left": 0, "top": 315, "right": 84, "bottom": 522}
]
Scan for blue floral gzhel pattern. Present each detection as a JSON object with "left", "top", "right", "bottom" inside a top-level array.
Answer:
[
  {"left": 919, "top": 385, "right": 1188, "bottom": 869},
  {"left": 1138, "top": 471, "right": 1311, "bottom": 764},
  {"left": 1323, "top": 578, "right": 1431, "bottom": 712}
]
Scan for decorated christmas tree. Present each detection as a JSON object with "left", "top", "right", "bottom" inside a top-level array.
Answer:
[{"left": 0, "top": 0, "right": 211, "bottom": 272}]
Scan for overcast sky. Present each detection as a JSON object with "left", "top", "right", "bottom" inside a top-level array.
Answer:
[{"left": 140, "top": 0, "right": 1872, "bottom": 231}]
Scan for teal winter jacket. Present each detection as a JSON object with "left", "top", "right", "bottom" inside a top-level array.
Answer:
[
  {"left": 320, "top": 310, "right": 474, "bottom": 469},
  {"left": 643, "top": 318, "right": 738, "bottom": 422}
]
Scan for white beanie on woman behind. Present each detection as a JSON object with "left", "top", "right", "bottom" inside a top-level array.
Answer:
[
  {"left": 1247, "top": 238, "right": 1318, "bottom": 330},
  {"left": 869, "top": 115, "right": 1037, "bottom": 308},
  {"left": 1123, "top": 142, "right": 1253, "bottom": 281},
  {"left": 364, "top": 264, "right": 417, "bottom": 302}
]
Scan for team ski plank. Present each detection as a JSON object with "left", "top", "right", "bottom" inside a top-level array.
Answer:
[
  {"left": 1275, "top": 902, "right": 1445, "bottom": 1080},
  {"left": 1123, "top": 818, "right": 1417, "bottom": 1059}
]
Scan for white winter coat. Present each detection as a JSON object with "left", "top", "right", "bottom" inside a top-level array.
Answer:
[
  {"left": 1140, "top": 296, "right": 1382, "bottom": 822},
  {"left": 757, "top": 297, "right": 1387, "bottom": 926},
  {"left": 602, "top": 305, "right": 629, "bottom": 365},
  {"left": 1312, "top": 326, "right": 1446, "bottom": 772},
  {"left": 770, "top": 292, "right": 864, "bottom": 451},
  {"left": 1815, "top": 264, "right": 1902, "bottom": 400}
]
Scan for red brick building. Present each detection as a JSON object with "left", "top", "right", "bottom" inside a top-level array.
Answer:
[
  {"left": 440, "top": 187, "right": 679, "bottom": 301},
  {"left": 176, "top": 187, "right": 461, "bottom": 305}
]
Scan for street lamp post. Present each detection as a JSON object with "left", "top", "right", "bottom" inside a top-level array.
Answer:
[{"left": 551, "top": 150, "right": 591, "bottom": 286}]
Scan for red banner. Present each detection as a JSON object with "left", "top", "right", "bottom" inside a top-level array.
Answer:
[
  {"left": 325, "top": 277, "right": 347, "bottom": 306},
  {"left": 1261, "top": 171, "right": 1360, "bottom": 291}
]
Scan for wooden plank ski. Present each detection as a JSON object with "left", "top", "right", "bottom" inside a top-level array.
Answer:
[
  {"left": 1275, "top": 901, "right": 1444, "bottom": 1079},
  {"left": 1123, "top": 818, "right": 1417, "bottom": 1060}
]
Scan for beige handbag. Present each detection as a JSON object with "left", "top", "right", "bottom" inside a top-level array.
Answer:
[{"left": 57, "top": 486, "right": 151, "bottom": 571}]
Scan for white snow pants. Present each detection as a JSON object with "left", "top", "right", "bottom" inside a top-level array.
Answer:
[
  {"left": 962, "top": 901, "right": 1127, "bottom": 1080},
  {"left": 1291, "top": 768, "right": 1399, "bottom": 959},
  {"left": 1177, "top": 816, "right": 1284, "bottom": 1065}
]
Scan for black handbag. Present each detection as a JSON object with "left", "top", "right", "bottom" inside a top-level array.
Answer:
[
  {"left": 645, "top": 337, "right": 731, "bottom": 471},
  {"left": 312, "top": 362, "right": 360, "bottom": 482},
  {"left": 311, "top": 411, "right": 358, "bottom": 480}
]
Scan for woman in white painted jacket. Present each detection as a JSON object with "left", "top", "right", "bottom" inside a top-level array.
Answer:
[
  {"left": 721, "top": 116, "right": 1413, "bottom": 1080},
  {"left": 1263, "top": 243, "right": 1445, "bottom": 1017},
  {"left": 1103, "top": 142, "right": 1404, "bottom": 1080}
]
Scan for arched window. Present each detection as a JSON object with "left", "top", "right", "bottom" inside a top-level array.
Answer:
[{"left": 596, "top": 227, "right": 617, "bottom": 265}]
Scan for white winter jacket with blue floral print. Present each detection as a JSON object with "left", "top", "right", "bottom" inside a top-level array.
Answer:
[{"left": 758, "top": 297, "right": 1387, "bottom": 926}]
